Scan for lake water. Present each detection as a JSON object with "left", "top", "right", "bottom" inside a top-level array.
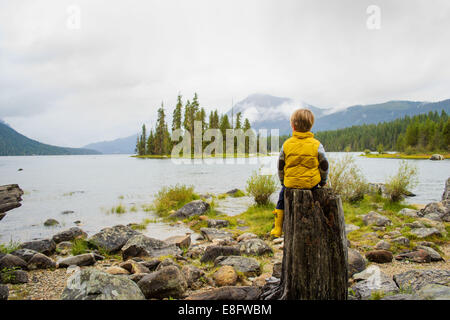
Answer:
[{"left": 0, "top": 153, "right": 449, "bottom": 244}]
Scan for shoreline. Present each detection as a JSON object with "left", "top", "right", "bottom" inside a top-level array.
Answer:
[{"left": 361, "top": 153, "right": 449, "bottom": 160}]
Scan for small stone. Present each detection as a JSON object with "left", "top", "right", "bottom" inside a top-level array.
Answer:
[
  {"left": 207, "top": 219, "right": 230, "bottom": 228},
  {"left": 58, "top": 253, "right": 97, "bottom": 268},
  {"left": 398, "top": 208, "right": 419, "bottom": 218},
  {"left": 27, "top": 253, "right": 56, "bottom": 270},
  {"left": 362, "top": 211, "right": 392, "bottom": 227},
  {"left": 200, "top": 245, "right": 240, "bottom": 263},
  {"left": 214, "top": 256, "right": 261, "bottom": 277},
  {"left": 395, "top": 250, "right": 431, "bottom": 263},
  {"left": 44, "top": 218, "right": 59, "bottom": 226},
  {"left": 375, "top": 240, "right": 391, "bottom": 251},
  {"left": 105, "top": 266, "right": 130, "bottom": 275},
  {"left": 164, "top": 234, "right": 191, "bottom": 249},
  {"left": 365, "top": 250, "right": 393, "bottom": 263},
  {"left": 213, "top": 266, "right": 238, "bottom": 287},
  {"left": 415, "top": 246, "right": 444, "bottom": 261},
  {"left": 137, "top": 266, "right": 187, "bottom": 299},
  {"left": 391, "top": 237, "right": 410, "bottom": 247}
]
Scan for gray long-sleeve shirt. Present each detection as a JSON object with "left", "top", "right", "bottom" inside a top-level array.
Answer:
[{"left": 278, "top": 143, "right": 329, "bottom": 186}]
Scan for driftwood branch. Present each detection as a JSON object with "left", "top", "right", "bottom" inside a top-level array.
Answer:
[
  {"left": 0, "top": 184, "right": 24, "bottom": 220},
  {"left": 261, "top": 187, "right": 348, "bottom": 300}
]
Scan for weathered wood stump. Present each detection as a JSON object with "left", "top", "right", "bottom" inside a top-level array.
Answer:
[
  {"left": 0, "top": 184, "right": 24, "bottom": 221},
  {"left": 262, "top": 187, "right": 348, "bottom": 300}
]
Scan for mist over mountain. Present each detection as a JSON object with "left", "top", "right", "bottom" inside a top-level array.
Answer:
[
  {"left": 83, "top": 134, "right": 138, "bottom": 155},
  {"left": 0, "top": 121, "right": 100, "bottom": 156}
]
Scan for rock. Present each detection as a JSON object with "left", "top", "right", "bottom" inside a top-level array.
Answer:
[
  {"left": 155, "top": 258, "right": 180, "bottom": 271},
  {"left": 351, "top": 270, "right": 399, "bottom": 299},
  {"left": 348, "top": 248, "right": 366, "bottom": 277},
  {"left": 410, "top": 227, "right": 441, "bottom": 238},
  {"left": 129, "top": 273, "right": 148, "bottom": 283},
  {"left": 393, "top": 269, "right": 450, "bottom": 291},
  {"left": 415, "top": 245, "right": 444, "bottom": 261},
  {"left": 44, "top": 218, "right": 59, "bottom": 226},
  {"left": 374, "top": 240, "right": 391, "bottom": 251},
  {"left": 211, "top": 237, "right": 236, "bottom": 246},
  {"left": 365, "top": 250, "right": 393, "bottom": 263},
  {"left": 214, "top": 256, "right": 261, "bottom": 277},
  {"left": 398, "top": 208, "right": 419, "bottom": 218},
  {"left": 0, "top": 284, "right": 8, "bottom": 300},
  {"left": 213, "top": 265, "right": 238, "bottom": 287},
  {"left": 372, "top": 226, "right": 385, "bottom": 232},
  {"left": 105, "top": 266, "right": 130, "bottom": 275},
  {"left": 239, "top": 239, "right": 272, "bottom": 256},
  {"left": 345, "top": 224, "right": 360, "bottom": 234},
  {"left": 89, "top": 225, "right": 139, "bottom": 254},
  {"left": 52, "top": 227, "right": 87, "bottom": 243},
  {"left": 236, "top": 233, "right": 258, "bottom": 242},
  {"left": 119, "top": 260, "right": 150, "bottom": 274},
  {"left": 61, "top": 210, "right": 74, "bottom": 215},
  {"left": 418, "top": 202, "right": 449, "bottom": 222},
  {"left": 140, "top": 259, "right": 161, "bottom": 271},
  {"left": 391, "top": 237, "right": 410, "bottom": 247},
  {"left": 387, "top": 230, "right": 402, "bottom": 238},
  {"left": 137, "top": 266, "right": 187, "bottom": 299},
  {"left": 169, "top": 200, "right": 210, "bottom": 219},
  {"left": 200, "top": 245, "right": 240, "bottom": 263},
  {"left": 11, "top": 248, "right": 40, "bottom": 263},
  {"left": 395, "top": 250, "right": 432, "bottom": 263},
  {"left": 362, "top": 211, "right": 392, "bottom": 227},
  {"left": 164, "top": 234, "right": 191, "bottom": 249},
  {"left": 0, "top": 269, "right": 28, "bottom": 284},
  {"left": 429, "top": 154, "right": 444, "bottom": 160},
  {"left": 20, "top": 239, "right": 56, "bottom": 256},
  {"left": 272, "top": 262, "right": 282, "bottom": 278},
  {"left": 353, "top": 265, "right": 381, "bottom": 281},
  {"left": 181, "top": 265, "right": 205, "bottom": 289},
  {"left": 0, "top": 254, "right": 27, "bottom": 269},
  {"left": 415, "top": 284, "right": 450, "bottom": 300},
  {"left": 56, "top": 241, "right": 73, "bottom": 252},
  {"left": 200, "top": 228, "right": 233, "bottom": 242},
  {"left": 207, "top": 219, "right": 230, "bottom": 228},
  {"left": 185, "top": 286, "right": 261, "bottom": 300},
  {"left": 403, "top": 221, "right": 425, "bottom": 229},
  {"left": 380, "top": 294, "right": 420, "bottom": 300},
  {"left": 122, "top": 235, "right": 181, "bottom": 261},
  {"left": 58, "top": 253, "right": 97, "bottom": 268},
  {"left": 252, "top": 273, "right": 272, "bottom": 287},
  {"left": 27, "top": 253, "right": 56, "bottom": 270},
  {"left": 61, "top": 268, "right": 145, "bottom": 300}
]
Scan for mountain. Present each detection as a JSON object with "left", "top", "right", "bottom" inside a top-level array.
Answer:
[
  {"left": 0, "top": 121, "right": 101, "bottom": 156},
  {"left": 226, "top": 94, "right": 450, "bottom": 135},
  {"left": 83, "top": 134, "right": 138, "bottom": 154},
  {"left": 227, "top": 93, "right": 327, "bottom": 134}
]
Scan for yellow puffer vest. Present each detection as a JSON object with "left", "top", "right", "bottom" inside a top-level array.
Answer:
[{"left": 283, "top": 131, "right": 321, "bottom": 189}]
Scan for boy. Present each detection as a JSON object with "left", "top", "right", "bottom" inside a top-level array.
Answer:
[{"left": 270, "top": 108, "right": 329, "bottom": 238}]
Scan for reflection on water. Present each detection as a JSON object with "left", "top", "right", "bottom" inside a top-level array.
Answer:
[{"left": 0, "top": 153, "right": 448, "bottom": 243}]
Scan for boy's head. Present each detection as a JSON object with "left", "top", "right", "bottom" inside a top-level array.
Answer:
[{"left": 290, "top": 108, "right": 315, "bottom": 132}]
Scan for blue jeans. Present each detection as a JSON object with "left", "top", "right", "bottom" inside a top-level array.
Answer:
[{"left": 276, "top": 184, "right": 320, "bottom": 210}]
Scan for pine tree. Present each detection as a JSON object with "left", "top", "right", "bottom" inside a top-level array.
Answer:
[
  {"left": 172, "top": 94, "right": 183, "bottom": 132},
  {"left": 155, "top": 103, "right": 170, "bottom": 155}
]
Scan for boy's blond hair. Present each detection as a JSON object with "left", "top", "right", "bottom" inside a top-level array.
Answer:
[{"left": 290, "top": 108, "right": 315, "bottom": 132}]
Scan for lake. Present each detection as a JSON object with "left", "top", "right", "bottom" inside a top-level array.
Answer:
[{"left": 0, "top": 153, "right": 449, "bottom": 244}]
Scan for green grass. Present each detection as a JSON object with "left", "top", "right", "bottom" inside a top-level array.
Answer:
[
  {"left": 0, "top": 240, "right": 21, "bottom": 254},
  {"left": 153, "top": 184, "right": 200, "bottom": 217},
  {"left": 71, "top": 238, "right": 91, "bottom": 255},
  {"left": 110, "top": 204, "right": 127, "bottom": 214}
]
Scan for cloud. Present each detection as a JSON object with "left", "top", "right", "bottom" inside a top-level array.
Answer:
[{"left": 0, "top": 0, "right": 449, "bottom": 147}]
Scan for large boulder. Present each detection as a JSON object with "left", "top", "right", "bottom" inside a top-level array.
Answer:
[
  {"left": 418, "top": 202, "right": 449, "bottom": 222},
  {"left": 238, "top": 239, "right": 272, "bottom": 256},
  {"left": 365, "top": 250, "right": 393, "bottom": 263},
  {"left": 348, "top": 248, "right": 366, "bottom": 277},
  {"left": 200, "top": 228, "right": 233, "bottom": 242},
  {"left": 20, "top": 239, "right": 56, "bottom": 256},
  {"left": 351, "top": 269, "right": 399, "bottom": 299},
  {"left": 214, "top": 256, "right": 261, "bottom": 277},
  {"left": 137, "top": 266, "right": 187, "bottom": 299},
  {"left": 61, "top": 268, "right": 145, "bottom": 300},
  {"left": 410, "top": 227, "right": 441, "bottom": 238},
  {"left": 57, "top": 253, "right": 97, "bottom": 268},
  {"left": 89, "top": 225, "right": 139, "bottom": 253},
  {"left": 394, "top": 269, "right": 450, "bottom": 291},
  {"left": 11, "top": 248, "right": 40, "bottom": 263},
  {"left": 169, "top": 200, "right": 210, "bottom": 219},
  {"left": 121, "top": 234, "right": 181, "bottom": 260},
  {"left": 27, "top": 253, "right": 56, "bottom": 270},
  {"left": 0, "top": 284, "right": 8, "bottom": 300},
  {"left": 362, "top": 211, "right": 391, "bottom": 227},
  {"left": 185, "top": 286, "right": 261, "bottom": 300},
  {"left": 415, "top": 284, "right": 450, "bottom": 300},
  {"left": 52, "top": 227, "right": 87, "bottom": 243},
  {"left": 0, "top": 254, "right": 27, "bottom": 269},
  {"left": 200, "top": 245, "right": 240, "bottom": 263}
]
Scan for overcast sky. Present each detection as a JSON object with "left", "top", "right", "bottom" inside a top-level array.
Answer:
[{"left": 1, "top": 0, "right": 450, "bottom": 147}]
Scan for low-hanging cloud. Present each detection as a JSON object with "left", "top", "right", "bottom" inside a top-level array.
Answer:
[{"left": 0, "top": 0, "right": 449, "bottom": 147}]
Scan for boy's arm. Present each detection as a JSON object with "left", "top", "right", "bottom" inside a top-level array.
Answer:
[
  {"left": 278, "top": 145, "right": 285, "bottom": 185},
  {"left": 318, "top": 143, "right": 329, "bottom": 186}
]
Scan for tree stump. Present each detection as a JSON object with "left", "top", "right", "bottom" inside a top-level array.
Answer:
[
  {"left": 0, "top": 184, "right": 24, "bottom": 221},
  {"left": 262, "top": 187, "right": 348, "bottom": 300}
]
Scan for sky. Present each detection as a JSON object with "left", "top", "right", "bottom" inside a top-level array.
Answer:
[{"left": 1, "top": 0, "right": 450, "bottom": 147}]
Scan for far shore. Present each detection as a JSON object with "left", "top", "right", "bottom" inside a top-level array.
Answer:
[{"left": 361, "top": 153, "right": 449, "bottom": 160}]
